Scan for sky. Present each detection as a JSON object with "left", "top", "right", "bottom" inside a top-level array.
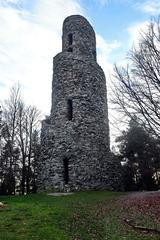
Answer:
[{"left": 0, "top": 0, "right": 160, "bottom": 139}]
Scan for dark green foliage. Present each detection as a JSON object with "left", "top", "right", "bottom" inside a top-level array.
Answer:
[{"left": 116, "top": 119, "right": 160, "bottom": 191}]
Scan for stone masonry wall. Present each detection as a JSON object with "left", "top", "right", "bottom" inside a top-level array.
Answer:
[{"left": 38, "top": 15, "right": 121, "bottom": 192}]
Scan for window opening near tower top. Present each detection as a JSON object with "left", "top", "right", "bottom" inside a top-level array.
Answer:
[{"left": 68, "top": 33, "right": 73, "bottom": 45}]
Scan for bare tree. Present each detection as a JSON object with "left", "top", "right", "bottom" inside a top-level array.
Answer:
[
  {"left": 111, "top": 17, "right": 160, "bottom": 136},
  {"left": 25, "top": 106, "right": 41, "bottom": 194},
  {"left": 1, "top": 84, "right": 41, "bottom": 195},
  {"left": 1, "top": 85, "right": 21, "bottom": 194},
  {"left": 16, "top": 101, "right": 26, "bottom": 195},
  {"left": 29, "top": 129, "right": 41, "bottom": 193},
  {"left": 17, "top": 101, "right": 41, "bottom": 194}
]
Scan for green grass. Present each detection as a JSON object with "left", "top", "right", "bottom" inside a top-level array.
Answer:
[{"left": 0, "top": 191, "right": 159, "bottom": 240}]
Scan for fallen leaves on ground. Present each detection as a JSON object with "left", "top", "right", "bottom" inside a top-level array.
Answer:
[{"left": 118, "top": 191, "right": 160, "bottom": 236}]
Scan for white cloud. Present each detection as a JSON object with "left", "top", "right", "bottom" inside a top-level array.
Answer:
[
  {"left": 0, "top": 0, "right": 23, "bottom": 7},
  {"left": 0, "top": 0, "right": 84, "bottom": 114},
  {"left": 97, "top": 34, "right": 121, "bottom": 55},
  {"left": 96, "top": 34, "right": 122, "bottom": 143},
  {"left": 127, "top": 21, "right": 149, "bottom": 48},
  {"left": 96, "top": 34, "right": 121, "bottom": 79},
  {"left": 135, "top": 0, "right": 160, "bottom": 14},
  {"left": 34, "top": 0, "right": 83, "bottom": 32},
  {"left": 1, "top": 0, "right": 21, "bottom": 3},
  {"left": 0, "top": 0, "right": 121, "bottom": 129}
]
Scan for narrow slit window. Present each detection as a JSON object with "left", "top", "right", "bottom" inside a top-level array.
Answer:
[
  {"left": 63, "top": 158, "right": 69, "bottom": 184},
  {"left": 67, "top": 34, "right": 73, "bottom": 52},
  {"left": 68, "top": 33, "right": 73, "bottom": 46},
  {"left": 67, "top": 99, "right": 73, "bottom": 120}
]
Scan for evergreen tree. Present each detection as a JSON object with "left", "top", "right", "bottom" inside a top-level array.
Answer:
[{"left": 116, "top": 119, "right": 159, "bottom": 190}]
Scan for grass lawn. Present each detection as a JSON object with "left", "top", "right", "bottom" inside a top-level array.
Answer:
[{"left": 0, "top": 191, "right": 159, "bottom": 240}]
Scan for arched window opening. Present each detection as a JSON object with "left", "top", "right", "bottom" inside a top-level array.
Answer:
[
  {"left": 67, "top": 99, "right": 73, "bottom": 120},
  {"left": 63, "top": 158, "right": 69, "bottom": 184}
]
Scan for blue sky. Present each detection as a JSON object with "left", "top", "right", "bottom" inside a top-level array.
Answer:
[{"left": 0, "top": 0, "right": 160, "bottom": 137}]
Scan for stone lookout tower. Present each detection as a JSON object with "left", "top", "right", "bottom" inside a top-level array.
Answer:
[{"left": 38, "top": 15, "right": 118, "bottom": 191}]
